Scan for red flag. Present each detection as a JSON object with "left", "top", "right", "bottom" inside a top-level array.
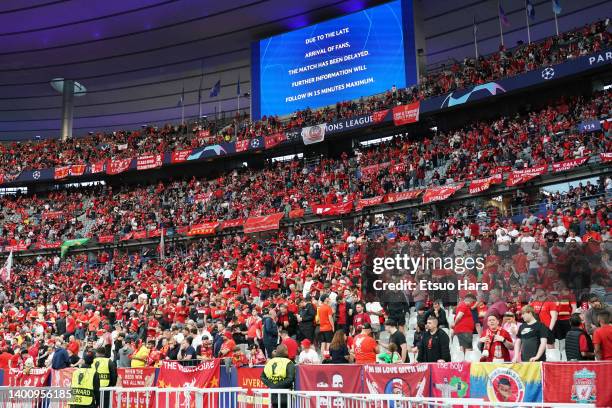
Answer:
[
  {"left": 552, "top": 157, "right": 589, "bottom": 173},
  {"left": 423, "top": 183, "right": 465, "bottom": 204},
  {"left": 360, "top": 164, "right": 381, "bottom": 177},
  {"left": 392, "top": 102, "right": 420, "bottom": 126},
  {"left": 69, "top": 164, "right": 86, "bottom": 176},
  {"left": 157, "top": 360, "right": 220, "bottom": 408},
  {"left": 311, "top": 201, "right": 353, "bottom": 216},
  {"left": 115, "top": 367, "right": 157, "bottom": 408},
  {"left": 107, "top": 158, "right": 132, "bottom": 175},
  {"left": 264, "top": 133, "right": 287, "bottom": 149},
  {"left": 5, "top": 367, "right": 50, "bottom": 387},
  {"left": 385, "top": 190, "right": 423, "bottom": 203},
  {"left": 42, "top": 210, "right": 64, "bottom": 220},
  {"left": 221, "top": 218, "right": 244, "bottom": 229},
  {"left": 372, "top": 109, "right": 389, "bottom": 124},
  {"left": 298, "top": 364, "right": 363, "bottom": 406},
  {"left": 543, "top": 362, "right": 612, "bottom": 406},
  {"left": 136, "top": 154, "right": 163, "bottom": 171},
  {"left": 243, "top": 213, "right": 284, "bottom": 234},
  {"left": 235, "top": 139, "right": 250, "bottom": 153},
  {"left": 430, "top": 362, "right": 471, "bottom": 399},
  {"left": 468, "top": 173, "right": 503, "bottom": 194},
  {"left": 288, "top": 208, "right": 305, "bottom": 218},
  {"left": 356, "top": 196, "right": 383, "bottom": 211},
  {"left": 600, "top": 152, "right": 612, "bottom": 162},
  {"left": 187, "top": 222, "right": 219, "bottom": 236},
  {"left": 54, "top": 166, "right": 70, "bottom": 179},
  {"left": 237, "top": 367, "right": 268, "bottom": 408},
  {"left": 363, "top": 364, "right": 429, "bottom": 396},
  {"left": 171, "top": 149, "right": 192, "bottom": 163},
  {"left": 91, "top": 161, "right": 106, "bottom": 174},
  {"left": 98, "top": 235, "right": 115, "bottom": 244},
  {"left": 506, "top": 165, "right": 547, "bottom": 186}
]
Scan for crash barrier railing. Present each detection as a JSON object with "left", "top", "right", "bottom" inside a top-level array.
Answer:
[
  {"left": 99, "top": 386, "right": 246, "bottom": 408},
  {"left": 249, "top": 389, "right": 596, "bottom": 408}
]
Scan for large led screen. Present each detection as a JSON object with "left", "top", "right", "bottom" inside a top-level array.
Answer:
[{"left": 251, "top": 0, "right": 417, "bottom": 119}]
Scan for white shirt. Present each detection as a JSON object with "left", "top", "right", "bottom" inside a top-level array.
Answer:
[{"left": 298, "top": 349, "right": 321, "bottom": 364}]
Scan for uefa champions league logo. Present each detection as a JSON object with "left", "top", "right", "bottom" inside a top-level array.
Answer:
[{"left": 541, "top": 67, "right": 555, "bottom": 80}]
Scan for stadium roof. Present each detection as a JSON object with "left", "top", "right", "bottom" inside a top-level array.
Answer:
[{"left": 0, "top": 0, "right": 603, "bottom": 138}]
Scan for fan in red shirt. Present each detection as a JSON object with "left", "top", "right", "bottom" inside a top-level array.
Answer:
[
  {"left": 352, "top": 302, "right": 371, "bottom": 334},
  {"left": 529, "top": 287, "right": 558, "bottom": 347},
  {"left": 479, "top": 315, "right": 513, "bottom": 362}
]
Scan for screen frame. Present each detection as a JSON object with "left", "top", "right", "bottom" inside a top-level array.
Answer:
[{"left": 250, "top": 0, "right": 417, "bottom": 120}]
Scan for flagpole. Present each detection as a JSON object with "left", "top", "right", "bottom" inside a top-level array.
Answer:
[
  {"left": 554, "top": 10, "right": 559, "bottom": 36},
  {"left": 525, "top": 1, "right": 531, "bottom": 44},
  {"left": 181, "top": 100, "right": 185, "bottom": 125},
  {"left": 498, "top": 0, "right": 504, "bottom": 47}
]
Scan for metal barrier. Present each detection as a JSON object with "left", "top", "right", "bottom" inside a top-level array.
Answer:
[{"left": 100, "top": 386, "right": 246, "bottom": 408}]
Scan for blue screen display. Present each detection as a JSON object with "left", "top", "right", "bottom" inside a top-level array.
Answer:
[{"left": 251, "top": 0, "right": 416, "bottom": 119}]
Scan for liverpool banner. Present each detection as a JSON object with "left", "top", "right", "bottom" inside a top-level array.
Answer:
[
  {"left": 136, "top": 154, "right": 163, "bottom": 171},
  {"left": 506, "top": 165, "right": 547, "bottom": 187},
  {"left": 301, "top": 123, "right": 326, "bottom": 145},
  {"left": 311, "top": 201, "right": 353, "bottom": 216},
  {"left": 187, "top": 222, "right": 219, "bottom": 236},
  {"left": 552, "top": 157, "right": 589, "bottom": 173},
  {"left": 470, "top": 362, "right": 542, "bottom": 403},
  {"left": 237, "top": 367, "right": 268, "bottom": 408},
  {"left": 115, "top": 367, "right": 157, "bottom": 408},
  {"left": 363, "top": 364, "right": 429, "bottom": 397},
  {"left": 356, "top": 196, "right": 383, "bottom": 211},
  {"left": 430, "top": 362, "right": 471, "bottom": 399},
  {"left": 543, "top": 362, "right": 612, "bottom": 406},
  {"left": 243, "top": 213, "right": 284, "bottom": 234},
  {"left": 423, "top": 183, "right": 465, "bottom": 204},
  {"left": 298, "top": 364, "right": 363, "bottom": 407},
  {"left": 54, "top": 166, "right": 70, "bottom": 180},
  {"left": 385, "top": 190, "right": 423, "bottom": 203},
  {"left": 468, "top": 174, "right": 503, "bottom": 194},
  {"left": 392, "top": 102, "right": 420, "bottom": 126},
  {"left": 157, "top": 360, "right": 220, "bottom": 408},
  {"left": 171, "top": 149, "right": 192, "bottom": 163},
  {"left": 107, "top": 158, "right": 133, "bottom": 175},
  {"left": 4, "top": 367, "right": 50, "bottom": 387}
]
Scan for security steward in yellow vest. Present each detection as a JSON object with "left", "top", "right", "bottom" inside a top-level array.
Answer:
[
  {"left": 93, "top": 347, "right": 118, "bottom": 408},
  {"left": 260, "top": 344, "right": 295, "bottom": 408},
  {"left": 69, "top": 351, "right": 100, "bottom": 408}
]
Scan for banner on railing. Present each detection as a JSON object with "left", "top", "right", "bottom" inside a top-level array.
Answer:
[
  {"left": 221, "top": 218, "right": 244, "bottom": 230},
  {"left": 356, "top": 196, "right": 384, "bottom": 211},
  {"left": 243, "top": 213, "right": 284, "bottom": 234},
  {"left": 311, "top": 201, "right": 353, "bottom": 216},
  {"left": 288, "top": 208, "right": 305, "bottom": 218},
  {"left": 187, "top": 222, "right": 219, "bottom": 236},
  {"left": 363, "top": 364, "right": 429, "bottom": 397},
  {"left": 506, "top": 165, "right": 547, "bottom": 187},
  {"left": 298, "top": 364, "right": 363, "bottom": 407},
  {"left": 423, "top": 183, "right": 465, "bottom": 204},
  {"left": 54, "top": 166, "right": 70, "bottom": 180},
  {"left": 115, "top": 367, "right": 157, "bottom": 408},
  {"left": 392, "top": 102, "right": 420, "bottom": 126},
  {"left": 69, "top": 164, "right": 86, "bottom": 177},
  {"left": 600, "top": 152, "right": 612, "bottom": 162},
  {"left": 157, "top": 360, "right": 220, "bottom": 408},
  {"left": 264, "top": 133, "right": 287, "bottom": 149},
  {"left": 236, "top": 367, "right": 268, "bottom": 408},
  {"left": 552, "top": 157, "right": 589, "bottom": 173},
  {"left": 542, "top": 362, "right": 612, "bottom": 407},
  {"left": 301, "top": 123, "right": 326, "bottom": 145},
  {"left": 468, "top": 174, "right": 503, "bottom": 194},
  {"left": 171, "top": 149, "right": 192, "bottom": 163},
  {"left": 385, "top": 189, "right": 423, "bottom": 203},
  {"left": 470, "top": 362, "right": 542, "bottom": 403},
  {"left": 430, "top": 362, "right": 471, "bottom": 399},
  {"left": 107, "top": 158, "right": 133, "bottom": 175},
  {"left": 91, "top": 161, "right": 106, "bottom": 174},
  {"left": 4, "top": 367, "right": 50, "bottom": 387},
  {"left": 137, "top": 154, "right": 163, "bottom": 171}
]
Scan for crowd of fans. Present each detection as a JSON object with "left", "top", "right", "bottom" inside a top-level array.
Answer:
[
  {"left": 1, "top": 89, "right": 610, "bottom": 250},
  {"left": 0, "top": 173, "right": 610, "bottom": 372},
  {"left": 0, "top": 17, "right": 609, "bottom": 379},
  {"left": 0, "top": 20, "right": 609, "bottom": 178}
]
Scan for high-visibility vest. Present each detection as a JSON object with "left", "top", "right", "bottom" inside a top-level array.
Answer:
[
  {"left": 70, "top": 367, "right": 96, "bottom": 406},
  {"left": 93, "top": 357, "right": 111, "bottom": 387},
  {"left": 263, "top": 357, "right": 290, "bottom": 384}
]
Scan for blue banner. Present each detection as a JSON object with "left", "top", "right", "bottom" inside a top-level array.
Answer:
[
  {"left": 579, "top": 119, "right": 602, "bottom": 133},
  {"left": 187, "top": 142, "right": 236, "bottom": 161}
]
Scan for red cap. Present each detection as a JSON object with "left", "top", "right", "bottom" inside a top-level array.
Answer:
[{"left": 300, "top": 339, "right": 311, "bottom": 348}]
